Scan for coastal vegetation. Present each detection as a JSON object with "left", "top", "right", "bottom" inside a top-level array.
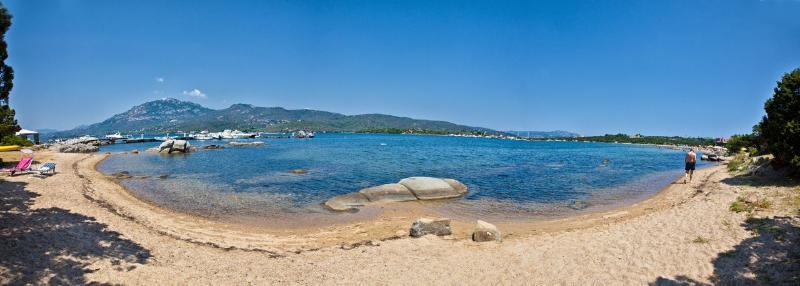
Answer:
[
  {"left": 553, "top": 133, "right": 716, "bottom": 146},
  {"left": 0, "top": 5, "right": 20, "bottom": 146},
  {"left": 756, "top": 68, "right": 800, "bottom": 176},
  {"left": 725, "top": 68, "right": 800, "bottom": 177}
]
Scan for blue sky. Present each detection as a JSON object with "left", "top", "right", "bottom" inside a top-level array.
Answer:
[{"left": 4, "top": 0, "right": 800, "bottom": 136}]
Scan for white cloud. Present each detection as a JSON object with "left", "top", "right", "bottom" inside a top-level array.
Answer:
[
  {"left": 155, "top": 77, "right": 165, "bottom": 83},
  {"left": 183, "top": 89, "right": 206, "bottom": 98}
]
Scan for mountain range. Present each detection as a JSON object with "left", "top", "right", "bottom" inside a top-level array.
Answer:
[{"left": 47, "top": 98, "right": 500, "bottom": 137}]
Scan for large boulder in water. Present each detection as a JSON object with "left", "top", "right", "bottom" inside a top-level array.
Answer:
[
  {"left": 359, "top": 183, "right": 417, "bottom": 203},
  {"left": 399, "top": 177, "right": 465, "bottom": 200},
  {"left": 323, "top": 177, "right": 468, "bottom": 211},
  {"left": 158, "top": 140, "right": 191, "bottom": 154},
  {"left": 324, "top": 192, "right": 369, "bottom": 211}
]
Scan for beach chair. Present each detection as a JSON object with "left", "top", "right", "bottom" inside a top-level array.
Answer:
[
  {"left": 32, "top": 162, "right": 56, "bottom": 176},
  {"left": 0, "top": 157, "right": 33, "bottom": 176}
]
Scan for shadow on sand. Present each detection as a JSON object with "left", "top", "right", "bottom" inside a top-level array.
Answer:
[
  {"left": 0, "top": 180, "right": 150, "bottom": 285},
  {"left": 651, "top": 216, "right": 800, "bottom": 286}
]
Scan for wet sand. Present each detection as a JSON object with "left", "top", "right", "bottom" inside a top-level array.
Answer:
[{"left": 1, "top": 151, "right": 798, "bottom": 285}]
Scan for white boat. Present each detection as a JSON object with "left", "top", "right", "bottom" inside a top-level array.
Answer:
[
  {"left": 154, "top": 134, "right": 174, "bottom": 141},
  {"left": 220, "top": 129, "right": 255, "bottom": 139},
  {"left": 194, "top": 131, "right": 216, "bottom": 140},
  {"left": 294, "top": 130, "right": 315, "bottom": 138},
  {"left": 104, "top": 132, "right": 128, "bottom": 140}
]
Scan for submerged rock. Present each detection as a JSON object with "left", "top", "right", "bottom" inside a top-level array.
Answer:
[
  {"left": 202, "top": 144, "right": 225, "bottom": 150},
  {"left": 324, "top": 193, "right": 369, "bottom": 211},
  {"left": 410, "top": 217, "right": 452, "bottom": 237},
  {"left": 399, "top": 177, "right": 465, "bottom": 200},
  {"left": 472, "top": 220, "right": 502, "bottom": 242},
  {"left": 568, "top": 200, "right": 590, "bottom": 210},
  {"left": 359, "top": 183, "right": 417, "bottom": 203},
  {"left": 289, "top": 169, "right": 308, "bottom": 174}
]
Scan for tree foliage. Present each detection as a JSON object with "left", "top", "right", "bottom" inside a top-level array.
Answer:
[
  {"left": 757, "top": 68, "right": 800, "bottom": 176},
  {"left": 0, "top": 4, "right": 17, "bottom": 141},
  {"left": 725, "top": 133, "right": 761, "bottom": 154}
]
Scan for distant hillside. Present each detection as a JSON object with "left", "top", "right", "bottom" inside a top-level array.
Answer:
[
  {"left": 506, "top": 130, "right": 580, "bottom": 138},
  {"left": 49, "top": 98, "right": 498, "bottom": 138}
]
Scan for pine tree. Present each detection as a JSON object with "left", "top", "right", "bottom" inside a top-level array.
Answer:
[{"left": 0, "top": 3, "right": 18, "bottom": 140}]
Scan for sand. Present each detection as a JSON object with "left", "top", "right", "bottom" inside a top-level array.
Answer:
[{"left": 1, "top": 151, "right": 798, "bottom": 285}]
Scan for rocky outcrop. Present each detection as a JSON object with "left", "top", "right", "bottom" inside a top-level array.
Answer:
[
  {"left": 410, "top": 218, "right": 452, "bottom": 237},
  {"left": 158, "top": 140, "right": 191, "bottom": 154},
  {"left": 399, "top": 177, "right": 468, "bottom": 200},
  {"left": 227, "top": 141, "right": 265, "bottom": 147},
  {"left": 323, "top": 177, "right": 468, "bottom": 211},
  {"left": 472, "top": 220, "right": 501, "bottom": 242},
  {"left": 324, "top": 193, "right": 370, "bottom": 211},
  {"left": 51, "top": 143, "right": 99, "bottom": 153},
  {"left": 359, "top": 183, "right": 417, "bottom": 203}
]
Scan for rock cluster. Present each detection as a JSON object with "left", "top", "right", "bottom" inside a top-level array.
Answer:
[
  {"left": 50, "top": 140, "right": 99, "bottom": 153},
  {"left": 157, "top": 140, "right": 191, "bottom": 154},
  {"left": 324, "top": 177, "right": 468, "bottom": 211}
]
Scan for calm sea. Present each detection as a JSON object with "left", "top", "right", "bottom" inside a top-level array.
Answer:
[{"left": 97, "top": 133, "right": 712, "bottom": 222}]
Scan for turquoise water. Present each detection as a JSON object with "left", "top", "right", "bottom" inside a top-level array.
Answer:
[{"left": 97, "top": 133, "right": 711, "bottom": 221}]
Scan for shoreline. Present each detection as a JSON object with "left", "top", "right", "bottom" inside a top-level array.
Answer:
[
  {"left": 86, "top": 151, "right": 718, "bottom": 248},
  {"left": 4, "top": 150, "right": 797, "bottom": 284}
]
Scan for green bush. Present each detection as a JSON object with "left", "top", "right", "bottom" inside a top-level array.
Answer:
[
  {"left": 727, "top": 152, "right": 750, "bottom": 173},
  {"left": 726, "top": 134, "right": 760, "bottom": 154},
  {"left": 1, "top": 135, "right": 32, "bottom": 146},
  {"left": 757, "top": 68, "right": 800, "bottom": 176}
]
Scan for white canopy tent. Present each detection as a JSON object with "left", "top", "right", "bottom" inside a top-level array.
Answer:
[{"left": 15, "top": 129, "right": 39, "bottom": 144}]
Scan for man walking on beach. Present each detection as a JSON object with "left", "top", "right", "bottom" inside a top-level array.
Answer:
[{"left": 685, "top": 149, "right": 697, "bottom": 183}]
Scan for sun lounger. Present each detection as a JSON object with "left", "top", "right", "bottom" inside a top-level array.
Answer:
[
  {"left": 32, "top": 162, "right": 56, "bottom": 175},
  {"left": 0, "top": 157, "right": 33, "bottom": 176}
]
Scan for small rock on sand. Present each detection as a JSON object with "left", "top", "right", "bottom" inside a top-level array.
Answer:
[
  {"left": 410, "top": 218, "right": 452, "bottom": 237},
  {"left": 472, "top": 220, "right": 501, "bottom": 242}
]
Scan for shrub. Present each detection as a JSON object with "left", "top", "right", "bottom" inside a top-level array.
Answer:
[
  {"left": 730, "top": 200, "right": 751, "bottom": 213},
  {"left": 757, "top": 68, "right": 800, "bottom": 176},
  {"left": 0, "top": 135, "right": 32, "bottom": 146},
  {"left": 726, "top": 134, "right": 760, "bottom": 155},
  {"left": 727, "top": 152, "right": 750, "bottom": 172}
]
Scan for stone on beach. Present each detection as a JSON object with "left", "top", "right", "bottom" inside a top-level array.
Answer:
[
  {"left": 399, "top": 177, "right": 465, "bottom": 200},
  {"left": 472, "top": 220, "right": 502, "bottom": 242},
  {"left": 409, "top": 217, "right": 452, "bottom": 237},
  {"left": 324, "top": 193, "right": 370, "bottom": 211},
  {"left": 358, "top": 183, "right": 417, "bottom": 203}
]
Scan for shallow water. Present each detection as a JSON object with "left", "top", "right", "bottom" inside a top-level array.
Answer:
[{"left": 97, "top": 133, "right": 711, "bottom": 222}]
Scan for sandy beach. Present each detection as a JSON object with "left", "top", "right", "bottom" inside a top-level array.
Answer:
[{"left": 1, "top": 151, "right": 798, "bottom": 285}]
